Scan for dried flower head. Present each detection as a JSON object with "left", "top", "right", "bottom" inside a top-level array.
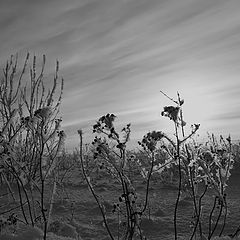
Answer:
[
  {"left": 77, "top": 129, "right": 83, "bottom": 135},
  {"left": 161, "top": 106, "right": 180, "bottom": 123},
  {"left": 140, "top": 131, "right": 165, "bottom": 152},
  {"left": 34, "top": 107, "right": 52, "bottom": 119}
]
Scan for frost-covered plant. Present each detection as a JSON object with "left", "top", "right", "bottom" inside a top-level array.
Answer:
[
  {"left": 168, "top": 132, "right": 235, "bottom": 239},
  {"left": 141, "top": 91, "right": 235, "bottom": 240},
  {"left": 75, "top": 90, "right": 237, "bottom": 240},
  {"left": 0, "top": 54, "right": 65, "bottom": 240},
  {"left": 154, "top": 92, "right": 199, "bottom": 240},
  {"left": 78, "top": 114, "right": 158, "bottom": 240},
  {"left": 196, "top": 135, "right": 233, "bottom": 239}
]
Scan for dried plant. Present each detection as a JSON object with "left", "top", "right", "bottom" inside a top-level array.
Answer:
[{"left": 0, "top": 54, "right": 64, "bottom": 240}]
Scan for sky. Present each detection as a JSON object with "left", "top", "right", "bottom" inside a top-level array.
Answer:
[{"left": 1, "top": 0, "right": 240, "bottom": 150}]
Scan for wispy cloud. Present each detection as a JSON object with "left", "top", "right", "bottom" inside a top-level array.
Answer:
[{"left": 1, "top": 0, "right": 240, "bottom": 149}]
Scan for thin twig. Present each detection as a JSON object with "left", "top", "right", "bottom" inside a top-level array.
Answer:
[
  {"left": 160, "top": 90, "right": 178, "bottom": 105},
  {"left": 78, "top": 131, "right": 115, "bottom": 240},
  {"left": 208, "top": 196, "right": 218, "bottom": 239}
]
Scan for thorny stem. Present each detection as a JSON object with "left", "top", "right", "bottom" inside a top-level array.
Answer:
[
  {"left": 219, "top": 140, "right": 231, "bottom": 237},
  {"left": 174, "top": 155, "right": 181, "bottom": 240},
  {"left": 219, "top": 196, "right": 227, "bottom": 236},
  {"left": 7, "top": 165, "right": 35, "bottom": 226},
  {"left": 184, "top": 144, "right": 201, "bottom": 239},
  {"left": 177, "top": 91, "right": 185, "bottom": 138},
  {"left": 120, "top": 175, "right": 131, "bottom": 237},
  {"left": 197, "top": 184, "right": 208, "bottom": 236},
  {"left": 141, "top": 152, "right": 155, "bottom": 213},
  {"left": 115, "top": 149, "right": 131, "bottom": 239},
  {"left": 179, "top": 127, "right": 199, "bottom": 145},
  {"left": 78, "top": 131, "right": 115, "bottom": 240},
  {"left": 137, "top": 224, "right": 144, "bottom": 240},
  {"left": 17, "top": 174, "right": 35, "bottom": 226},
  {"left": 208, "top": 196, "right": 218, "bottom": 239},
  {"left": 38, "top": 123, "right": 47, "bottom": 240},
  {"left": 190, "top": 184, "right": 208, "bottom": 240},
  {"left": 189, "top": 167, "right": 200, "bottom": 240},
  {"left": 210, "top": 199, "right": 223, "bottom": 239},
  {"left": 163, "top": 135, "right": 177, "bottom": 149},
  {"left": 174, "top": 122, "right": 181, "bottom": 240},
  {"left": 125, "top": 181, "right": 135, "bottom": 239}
]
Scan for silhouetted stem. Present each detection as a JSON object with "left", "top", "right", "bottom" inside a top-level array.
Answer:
[
  {"left": 197, "top": 184, "right": 208, "bottom": 237},
  {"left": 219, "top": 196, "right": 227, "bottom": 236},
  {"left": 39, "top": 124, "right": 47, "bottom": 240},
  {"left": 179, "top": 127, "right": 199, "bottom": 145},
  {"left": 78, "top": 132, "right": 115, "bottom": 240},
  {"left": 174, "top": 155, "right": 181, "bottom": 240},
  {"left": 18, "top": 177, "right": 35, "bottom": 226},
  {"left": 208, "top": 196, "right": 217, "bottom": 239},
  {"left": 141, "top": 152, "right": 155, "bottom": 213},
  {"left": 174, "top": 122, "right": 181, "bottom": 240},
  {"left": 160, "top": 90, "right": 178, "bottom": 105},
  {"left": 209, "top": 200, "right": 223, "bottom": 239},
  {"left": 8, "top": 165, "right": 35, "bottom": 226},
  {"left": 189, "top": 168, "right": 199, "bottom": 240},
  {"left": 190, "top": 184, "right": 208, "bottom": 240}
]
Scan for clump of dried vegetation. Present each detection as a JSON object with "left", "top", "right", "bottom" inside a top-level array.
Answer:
[
  {"left": 0, "top": 54, "right": 66, "bottom": 239},
  {"left": 78, "top": 91, "right": 240, "bottom": 240},
  {"left": 1, "top": 55, "right": 240, "bottom": 240}
]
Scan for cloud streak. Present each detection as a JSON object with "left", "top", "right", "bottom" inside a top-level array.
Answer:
[{"left": 1, "top": 0, "right": 240, "bottom": 148}]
